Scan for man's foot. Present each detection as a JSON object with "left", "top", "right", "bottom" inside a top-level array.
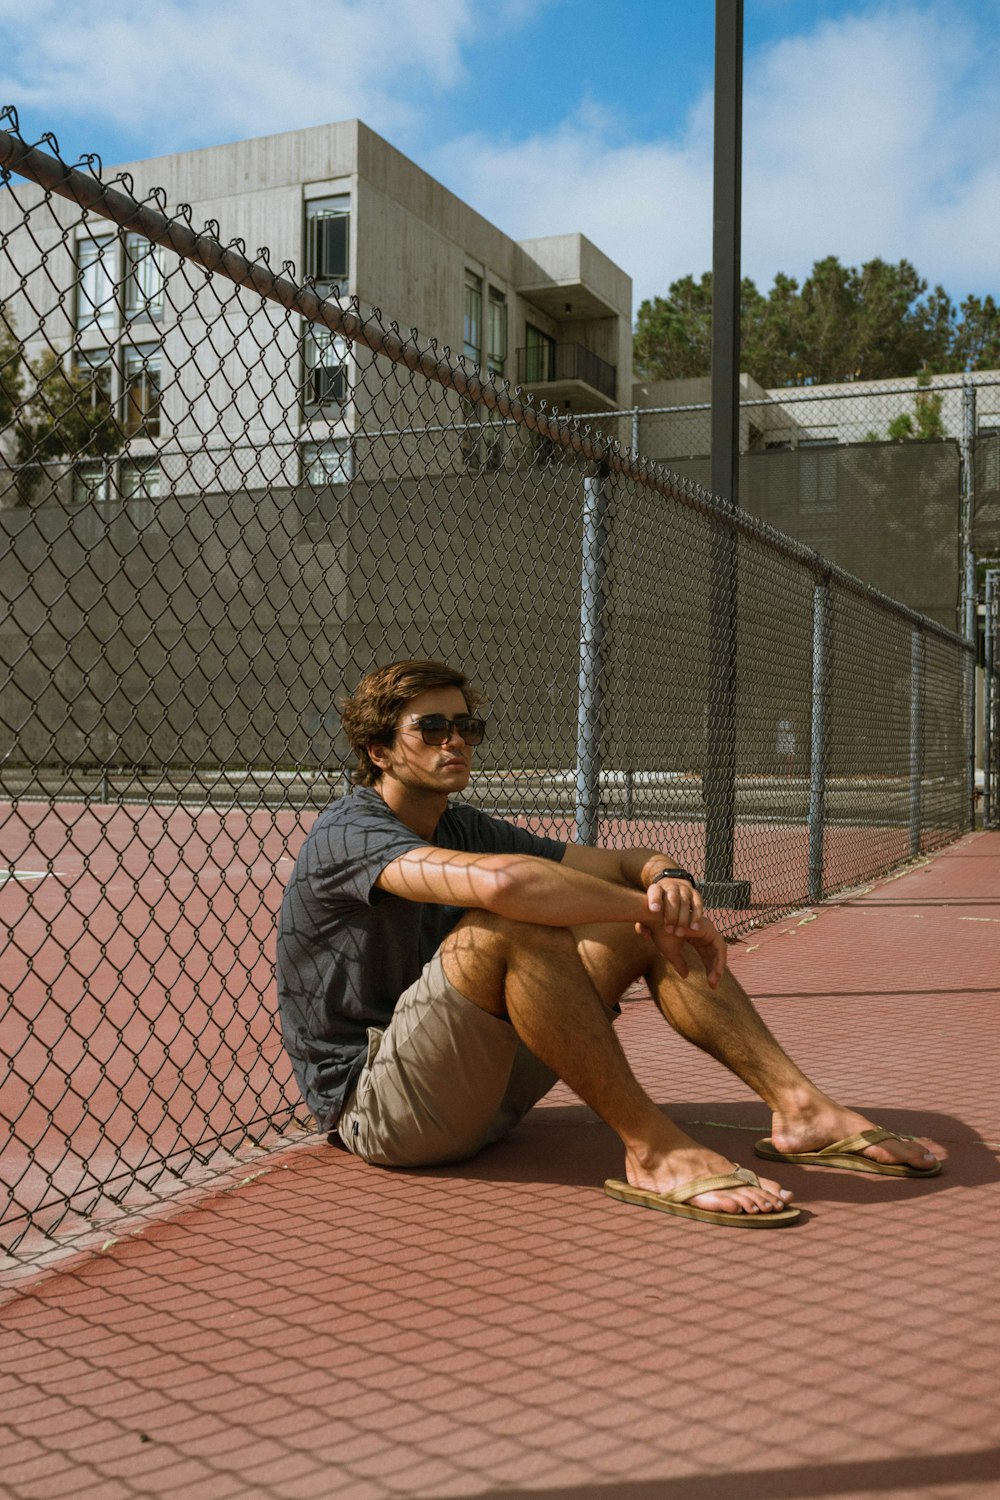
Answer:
[
  {"left": 623, "top": 1138, "right": 795, "bottom": 1218},
  {"left": 765, "top": 1100, "right": 940, "bottom": 1175},
  {"left": 605, "top": 1167, "right": 800, "bottom": 1227}
]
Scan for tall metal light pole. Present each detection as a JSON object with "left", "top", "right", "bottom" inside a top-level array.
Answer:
[{"left": 704, "top": 0, "right": 750, "bottom": 906}]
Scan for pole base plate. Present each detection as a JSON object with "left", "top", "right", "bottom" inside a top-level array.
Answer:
[{"left": 701, "top": 879, "right": 752, "bottom": 910}]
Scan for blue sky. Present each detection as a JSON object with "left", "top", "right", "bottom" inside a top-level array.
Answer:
[{"left": 1, "top": 0, "right": 998, "bottom": 314}]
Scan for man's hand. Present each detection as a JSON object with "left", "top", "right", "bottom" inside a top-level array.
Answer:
[
  {"left": 645, "top": 873, "right": 704, "bottom": 935},
  {"left": 637, "top": 875, "right": 728, "bottom": 988}
]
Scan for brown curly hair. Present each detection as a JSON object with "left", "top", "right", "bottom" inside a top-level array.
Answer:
[{"left": 340, "top": 660, "right": 483, "bottom": 786}]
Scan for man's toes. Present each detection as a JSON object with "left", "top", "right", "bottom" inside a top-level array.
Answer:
[
  {"left": 756, "top": 1192, "right": 789, "bottom": 1213},
  {"left": 726, "top": 1187, "right": 784, "bottom": 1215},
  {"left": 756, "top": 1174, "right": 794, "bottom": 1206},
  {"left": 747, "top": 1193, "right": 787, "bottom": 1214},
  {"left": 903, "top": 1141, "right": 938, "bottom": 1167},
  {"left": 867, "top": 1138, "right": 937, "bottom": 1169}
]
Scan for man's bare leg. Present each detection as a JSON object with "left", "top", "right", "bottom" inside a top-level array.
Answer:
[
  {"left": 573, "top": 923, "right": 939, "bottom": 1174},
  {"left": 439, "top": 912, "right": 794, "bottom": 1217}
]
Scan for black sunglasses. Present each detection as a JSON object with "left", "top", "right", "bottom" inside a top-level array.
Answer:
[{"left": 403, "top": 713, "right": 486, "bottom": 747}]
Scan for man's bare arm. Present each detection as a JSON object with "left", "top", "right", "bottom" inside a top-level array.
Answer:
[
  {"left": 376, "top": 843, "right": 727, "bottom": 986},
  {"left": 563, "top": 843, "right": 705, "bottom": 932},
  {"left": 376, "top": 846, "right": 650, "bottom": 928}
]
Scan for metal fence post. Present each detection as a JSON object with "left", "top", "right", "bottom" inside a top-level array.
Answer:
[
  {"left": 995, "top": 570, "right": 999, "bottom": 827},
  {"left": 575, "top": 470, "right": 608, "bottom": 844},
  {"left": 986, "top": 570, "right": 997, "bottom": 827},
  {"left": 808, "top": 574, "right": 831, "bottom": 903},
  {"left": 703, "top": 0, "right": 750, "bottom": 909},
  {"left": 909, "top": 626, "right": 925, "bottom": 856},
  {"left": 960, "top": 379, "right": 977, "bottom": 827}
]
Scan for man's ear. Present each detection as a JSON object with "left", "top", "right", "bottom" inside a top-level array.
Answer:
[{"left": 367, "top": 738, "right": 390, "bottom": 771}]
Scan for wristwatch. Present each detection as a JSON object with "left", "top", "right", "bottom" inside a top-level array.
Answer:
[{"left": 649, "top": 867, "right": 701, "bottom": 893}]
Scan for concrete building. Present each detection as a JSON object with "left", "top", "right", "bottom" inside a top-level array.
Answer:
[
  {"left": 598, "top": 367, "right": 1000, "bottom": 634},
  {"left": 0, "top": 121, "right": 635, "bottom": 771},
  {"left": 0, "top": 119, "right": 632, "bottom": 513},
  {"left": 627, "top": 370, "right": 1000, "bottom": 452}
]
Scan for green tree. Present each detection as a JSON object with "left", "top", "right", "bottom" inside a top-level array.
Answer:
[
  {"left": 0, "top": 318, "right": 25, "bottom": 431},
  {"left": 741, "top": 271, "right": 801, "bottom": 387},
  {"left": 635, "top": 255, "right": 994, "bottom": 388},
  {"left": 13, "top": 349, "right": 121, "bottom": 503},
  {"left": 950, "top": 294, "right": 1000, "bottom": 371},
  {"left": 886, "top": 371, "right": 945, "bottom": 443},
  {"left": 633, "top": 272, "right": 715, "bottom": 381}
]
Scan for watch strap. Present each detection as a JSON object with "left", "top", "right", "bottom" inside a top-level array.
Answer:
[{"left": 649, "top": 867, "right": 701, "bottom": 893}]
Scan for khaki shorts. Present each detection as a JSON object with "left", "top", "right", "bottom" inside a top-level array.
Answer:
[{"left": 336, "top": 951, "right": 558, "bottom": 1167}]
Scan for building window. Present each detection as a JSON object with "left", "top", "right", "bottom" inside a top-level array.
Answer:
[
  {"left": 463, "top": 271, "right": 482, "bottom": 365},
  {"left": 71, "top": 459, "right": 112, "bottom": 507},
  {"left": 305, "top": 196, "right": 350, "bottom": 289},
  {"left": 123, "top": 344, "right": 162, "bottom": 437},
  {"left": 487, "top": 287, "right": 507, "bottom": 377},
  {"left": 303, "top": 326, "right": 348, "bottom": 408},
  {"left": 73, "top": 347, "right": 115, "bottom": 415},
  {"left": 76, "top": 235, "right": 117, "bottom": 331},
  {"left": 524, "top": 323, "right": 555, "bottom": 383},
  {"left": 302, "top": 439, "right": 354, "bottom": 487},
  {"left": 124, "top": 234, "right": 165, "bottom": 323}
]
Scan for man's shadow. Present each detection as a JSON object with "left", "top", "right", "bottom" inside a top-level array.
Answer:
[{"left": 430, "top": 1095, "right": 998, "bottom": 1201}]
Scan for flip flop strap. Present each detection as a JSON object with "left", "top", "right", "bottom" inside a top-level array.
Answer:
[
  {"left": 817, "top": 1128, "right": 909, "bottom": 1156},
  {"left": 667, "top": 1165, "right": 761, "bottom": 1205}
]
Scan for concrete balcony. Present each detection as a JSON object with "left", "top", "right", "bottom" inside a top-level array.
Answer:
[{"left": 516, "top": 341, "right": 618, "bottom": 413}]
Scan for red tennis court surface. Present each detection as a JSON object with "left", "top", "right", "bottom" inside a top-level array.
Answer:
[
  {"left": 2, "top": 794, "right": 955, "bottom": 1239},
  {"left": 1, "top": 801, "right": 307, "bottom": 1233},
  {"left": 2, "top": 830, "right": 998, "bottom": 1499}
]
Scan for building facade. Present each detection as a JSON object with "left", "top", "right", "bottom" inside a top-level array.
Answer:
[{"left": 0, "top": 119, "right": 632, "bottom": 514}]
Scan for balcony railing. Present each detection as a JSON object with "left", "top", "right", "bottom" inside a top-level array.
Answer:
[{"left": 516, "top": 342, "right": 617, "bottom": 402}]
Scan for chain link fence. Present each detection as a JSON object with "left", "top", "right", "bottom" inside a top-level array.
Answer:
[
  {"left": 985, "top": 568, "right": 1000, "bottom": 828},
  {"left": 0, "top": 112, "right": 986, "bottom": 1253},
  {"left": 581, "top": 374, "right": 1000, "bottom": 634}
]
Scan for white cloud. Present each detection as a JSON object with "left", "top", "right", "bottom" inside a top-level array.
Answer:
[
  {"left": 430, "top": 104, "right": 715, "bottom": 312},
  {"left": 431, "top": 1, "right": 1000, "bottom": 307},
  {"left": 740, "top": 4, "right": 1000, "bottom": 297},
  {"left": 2, "top": 0, "right": 996, "bottom": 309},
  {"left": 0, "top": 0, "right": 477, "bottom": 158}
]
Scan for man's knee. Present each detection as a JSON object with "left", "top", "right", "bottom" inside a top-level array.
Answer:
[
  {"left": 440, "top": 909, "right": 576, "bottom": 1010},
  {"left": 449, "top": 908, "right": 576, "bottom": 960},
  {"left": 573, "top": 922, "right": 652, "bottom": 1006}
]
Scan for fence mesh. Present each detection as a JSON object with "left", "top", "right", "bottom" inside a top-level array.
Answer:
[
  {"left": 986, "top": 569, "right": 1000, "bottom": 829},
  {"left": 0, "top": 113, "right": 988, "bottom": 1253},
  {"left": 580, "top": 375, "right": 1000, "bottom": 634}
]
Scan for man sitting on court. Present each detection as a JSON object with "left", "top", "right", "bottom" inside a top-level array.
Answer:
[{"left": 276, "top": 659, "right": 939, "bottom": 1228}]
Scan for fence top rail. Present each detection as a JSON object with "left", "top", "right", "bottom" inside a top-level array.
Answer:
[
  {"left": 0, "top": 114, "right": 973, "bottom": 654},
  {"left": 619, "top": 379, "right": 1000, "bottom": 419}
]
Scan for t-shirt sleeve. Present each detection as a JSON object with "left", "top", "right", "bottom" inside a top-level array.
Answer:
[
  {"left": 448, "top": 804, "right": 566, "bottom": 863},
  {"left": 305, "top": 796, "right": 431, "bottom": 906}
]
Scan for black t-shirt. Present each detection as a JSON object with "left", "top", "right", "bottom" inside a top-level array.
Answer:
[{"left": 275, "top": 787, "right": 565, "bottom": 1130}]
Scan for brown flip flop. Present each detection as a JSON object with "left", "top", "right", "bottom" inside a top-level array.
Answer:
[
  {"left": 755, "top": 1127, "right": 941, "bottom": 1177},
  {"left": 604, "top": 1164, "right": 800, "bottom": 1227}
]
